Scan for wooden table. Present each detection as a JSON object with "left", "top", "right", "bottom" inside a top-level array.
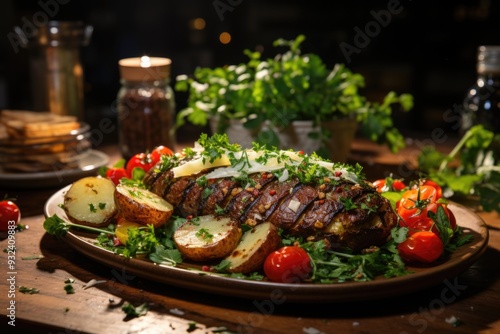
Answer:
[{"left": 1, "top": 140, "right": 500, "bottom": 334}]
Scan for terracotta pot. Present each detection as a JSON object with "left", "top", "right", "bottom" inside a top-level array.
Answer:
[{"left": 321, "top": 118, "right": 358, "bottom": 163}]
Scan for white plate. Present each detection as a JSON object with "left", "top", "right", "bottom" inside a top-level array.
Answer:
[
  {"left": 43, "top": 186, "right": 489, "bottom": 303},
  {"left": 0, "top": 150, "right": 109, "bottom": 189}
]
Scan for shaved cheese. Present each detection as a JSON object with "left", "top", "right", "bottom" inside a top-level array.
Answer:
[
  {"left": 172, "top": 156, "right": 231, "bottom": 177},
  {"left": 171, "top": 147, "right": 361, "bottom": 184},
  {"left": 288, "top": 199, "right": 301, "bottom": 212}
]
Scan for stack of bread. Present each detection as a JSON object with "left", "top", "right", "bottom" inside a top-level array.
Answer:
[{"left": 0, "top": 110, "right": 92, "bottom": 173}]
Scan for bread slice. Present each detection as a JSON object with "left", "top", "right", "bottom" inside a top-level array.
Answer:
[{"left": 0, "top": 110, "right": 80, "bottom": 138}]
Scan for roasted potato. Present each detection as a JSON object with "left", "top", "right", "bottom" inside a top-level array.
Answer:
[
  {"left": 114, "top": 184, "right": 173, "bottom": 228},
  {"left": 63, "top": 176, "right": 117, "bottom": 227},
  {"left": 224, "top": 222, "right": 281, "bottom": 274},
  {"left": 115, "top": 217, "right": 143, "bottom": 245},
  {"left": 174, "top": 215, "right": 242, "bottom": 261}
]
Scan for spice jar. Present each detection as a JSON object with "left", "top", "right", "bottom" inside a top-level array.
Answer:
[{"left": 117, "top": 56, "right": 176, "bottom": 160}]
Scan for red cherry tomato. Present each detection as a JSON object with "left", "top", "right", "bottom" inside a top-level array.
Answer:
[
  {"left": 419, "top": 179, "right": 443, "bottom": 201},
  {"left": 263, "top": 246, "right": 312, "bottom": 283},
  {"left": 0, "top": 200, "right": 21, "bottom": 231},
  {"left": 398, "top": 231, "right": 444, "bottom": 264},
  {"left": 397, "top": 185, "right": 438, "bottom": 228},
  {"left": 126, "top": 152, "right": 155, "bottom": 176},
  {"left": 373, "top": 178, "right": 406, "bottom": 193},
  {"left": 150, "top": 145, "right": 174, "bottom": 165},
  {"left": 105, "top": 167, "right": 129, "bottom": 185}
]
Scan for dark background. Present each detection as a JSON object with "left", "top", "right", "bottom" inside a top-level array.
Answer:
[{"left": 1, "top": 0, "right": 499, "bottom": 144}]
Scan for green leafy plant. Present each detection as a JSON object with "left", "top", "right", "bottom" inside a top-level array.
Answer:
[
  {"left": 175, "top": 35, "right": 413, "bottom": 154},
  {"left": 418, "top": 125, "right": 500, "bottom": 213}
]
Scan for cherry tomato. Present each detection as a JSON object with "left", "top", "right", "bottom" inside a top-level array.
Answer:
[
  {"left": 397, "top": 185, "right": 438, "bottom": 228},
  {"left": 373, "top": 178, "right": 406, "bottom": 193},
  {"left": 263, "top": 246, "right": 312, "bottom": 283},
  {"left": 126, "top": 152, "right": 155, "bottom": 176},
  {"left": 105, "top": 167, "right": 129, "bottom": 185},
  {"left": 398, "top": 231, "right": 444, "bottom": 264},
  {"left": 0, "top": 200, "right": 21, "bottom": 231},
  {"left": 150, "top": 145, "right": 174, "bottom": 165},
  {"left": 418, "top": 179, "right": 443, "bottom": 201}
]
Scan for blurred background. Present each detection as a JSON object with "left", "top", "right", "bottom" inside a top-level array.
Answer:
[{"left": 1, "top": 0, "right": 499, "bottom": 145}]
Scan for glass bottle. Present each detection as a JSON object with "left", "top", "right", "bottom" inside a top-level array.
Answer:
[
  {"left": 117, "top": 56, "right": 177, "bottom": 160},
  {"left": 461, "top": 45, "right": 500, "bottom": 134}
]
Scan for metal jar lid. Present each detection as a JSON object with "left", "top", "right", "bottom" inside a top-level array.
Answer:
[{"left": 118, "top": 56, "right": 172, "bottom": 82}]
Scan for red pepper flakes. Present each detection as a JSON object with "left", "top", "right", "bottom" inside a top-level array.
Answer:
[
  {"left": 335, "top": 171, "right": 342, "bottom": 177},
  {"left": 186, "top": 215, "right": 193, "bottom": 220},
  {"left": 269, "top": 189, "right": 276, "bottom": 195},
  {"left": 253, "top": 189, "right": 259, "bottom": 197}
]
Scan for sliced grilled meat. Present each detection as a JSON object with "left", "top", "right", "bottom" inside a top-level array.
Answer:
[{"left": 144, "top": 160, "right": 398, "bottom": 252}]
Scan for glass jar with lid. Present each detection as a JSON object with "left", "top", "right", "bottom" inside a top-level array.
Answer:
[{"left": 117, "top": 56, "right": 176, "bottom": 160}]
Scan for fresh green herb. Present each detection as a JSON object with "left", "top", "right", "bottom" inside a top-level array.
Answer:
[
  {"left": 43, "top": 214, "right": 116, "bottom": 237},
  {"left": 19, "top": 286, "right": 40, "bottom": 294},
  {"left": 214, "top": 204, "right": 226, "bottom": 216},
  {"left": 64, "top": 284, "right": 75, "bottom": 294},
  {"left": 418, "top": 125, "right": 500, "bottom": 213},
  {"left": 196, "top": 228, "right": 214, "bottom": 241},
  {"left": 89, "top": 203, "right": 97, "bottom": 213},
  {"left": 187, "top": 322, "right": 200, "bottom": 332},
  {"left": 148, "top": 245, "right": 183, "bottom": 266},
  {"left": 427, "top": 206, "right": 473, "bottom": 253},
  {"left": 339, "top": 197, "right": 358, "bottom": 211},
  {"left": 202, "top": 187, "right": 214, "bottom": 200},
  {"left": 196, "top": 175, "right": 208, "bottom": 187},
  {"left": 122, "top": 225, "right": 159, "bottom": 258},
  {"left": 300, "top": 238, "right": 410, "bottom": 283},
  {"left": 176, "top": 35, "right": 413, "bottom": 155},
  {"left": 122, "top": 302, "right": 149, "bottom": 317},
  {"left": 98, "top": 202, "right": 106, "bottom": 210}
]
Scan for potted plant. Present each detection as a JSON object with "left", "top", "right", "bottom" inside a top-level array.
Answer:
[{"left": 175, "top": 35, "right": 413, "bottom": 161}]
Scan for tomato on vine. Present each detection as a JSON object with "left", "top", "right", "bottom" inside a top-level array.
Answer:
[
  {"left": 397, "top": 185, "right": 438, "bottom": 228},
  {"left": 416, "top": 179, "right": 443, "bottom": 201},
  {"left": 263, "top": 246, "right": 312, "bottom": 283}
]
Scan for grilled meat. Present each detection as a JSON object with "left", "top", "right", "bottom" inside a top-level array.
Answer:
[{"left": 143, "top": 153, "right": 398, "bottom": 252}]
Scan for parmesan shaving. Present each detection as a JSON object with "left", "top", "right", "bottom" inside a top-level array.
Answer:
[
  {"left": 171, "top": 147, "right": 361, "bottom": 184},
  {"left": 288, "top": 199, "right": 301, "bottom": 212}
]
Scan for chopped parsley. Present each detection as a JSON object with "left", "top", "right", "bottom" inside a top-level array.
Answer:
[{"left": 196, "top": 228, "right": 214, "bottom": 241}]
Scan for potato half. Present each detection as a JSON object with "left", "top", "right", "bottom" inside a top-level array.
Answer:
[
  {"left": 224, "top": 222, "right": 281, "bottom": 274},
  {"left": 114, "top": 184, "right": 173, "bottom": 228},
  {"left": 63, "top": 176, "right": 117, "bottom": 227},
  {"left": 174, "top": 215, "right": 242, "bottom": 262}
]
